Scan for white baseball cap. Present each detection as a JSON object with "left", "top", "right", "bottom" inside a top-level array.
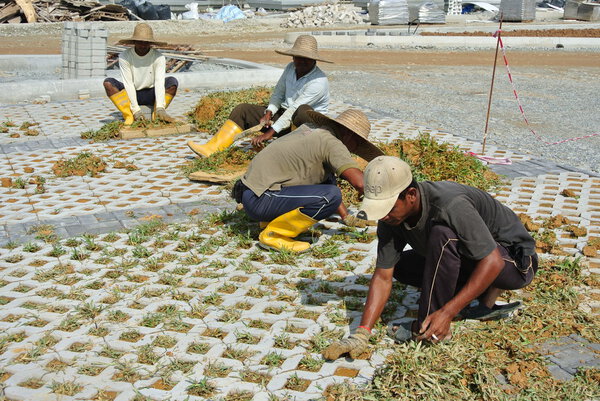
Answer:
[{"left": 358, "top": 156, "right": 413, "bottom": 220}]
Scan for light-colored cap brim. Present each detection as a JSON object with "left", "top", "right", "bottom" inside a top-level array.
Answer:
[
  {"left": 359, "top": 193, "right": 399, "bottom": 221},
  {"left": 274, "top": 49, "right": 333, "bottom": 63}
]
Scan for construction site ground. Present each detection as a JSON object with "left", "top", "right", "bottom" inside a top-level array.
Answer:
[{"left": 0, "top": 17, "right": 599, "bottom": 401}]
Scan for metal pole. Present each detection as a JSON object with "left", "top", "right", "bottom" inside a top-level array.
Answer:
[{"left": 482, "top": 14, "right": 503, "bottom": 154}]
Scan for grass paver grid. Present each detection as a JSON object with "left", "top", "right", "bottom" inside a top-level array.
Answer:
[{"left": 0, "top": 93, "right": 597, "bottom": 400}]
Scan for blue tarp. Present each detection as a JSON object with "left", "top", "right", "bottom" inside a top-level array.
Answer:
[{"left": 214, "top": 5, "right": 246, "bottom": 22}]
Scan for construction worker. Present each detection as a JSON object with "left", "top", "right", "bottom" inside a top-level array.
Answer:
[
  {"left": 231, "top": 109, "right": 383, "bottom": 252},
  {"left": 323, "top": 156, "right": 538, "bottom": 360},
  {"left": 103, "top": 23, "right": 177, "bottom": 125},
  {"left": 187, "top": 34, "right": 330, "bottom": 158}
]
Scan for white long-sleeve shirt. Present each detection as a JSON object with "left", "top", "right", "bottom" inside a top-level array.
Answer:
[
  {"left": 266, "top": 62, "right": 329, "bottom": 133},
  {"left": 119, "top": 48, "right": 166, "bottom": 114}
]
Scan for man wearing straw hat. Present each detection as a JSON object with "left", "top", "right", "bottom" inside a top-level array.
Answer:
[
  {"left": 187, "top": 34, "right": 331, "bottom": 158},
  {"left": 232, "top": 109, "right": 383, "bottom": 252},
  {"left": 103, "top": 23, "right": 178, "bottom": 125},
  {"left": 322, "top": 156, "right": 537, "bottom": 360}
]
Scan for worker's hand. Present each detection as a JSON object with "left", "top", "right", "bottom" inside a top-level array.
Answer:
[
  {"left": 154, "top": 107, "right": 175, "bottom": 123},
  {"left": 343, "top": 214, "right": 377, "bottom": 228},
  {"left": 417, "top": 309, "right": 453, "bottom": 343},
  {"left": 251, "top": 129, "right": 275, "bottom": 148},
  {"left": 322, "top": 327, "right": 371, "bottom": 360},
  {"left": 259, "top": 111, "right": 273, "bottom": 128},
  {"left": 133, "top": 110, "right": 146, "bottom": 121}
]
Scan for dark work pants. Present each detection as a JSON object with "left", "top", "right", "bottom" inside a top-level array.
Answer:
[
  {"left": 392, "top": 225, "right": 538, "bottom": 325},
  {"left": 241, "top": 175, "right": 341, "bottom": 222},
  {"left": 229, "top": 103, "right": 314, "bottom": 135},
  {"left": 105, "top": 77, "right": 178, "bottom": 106}
]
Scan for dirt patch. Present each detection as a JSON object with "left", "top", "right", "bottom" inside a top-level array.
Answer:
[
  {"left": 421, "top": 29, "right": 600, "bottom": 37},
  {"left": 52, "top": 152, "right": 107, "bottom": 177},
  {"left": 334, "top": 366, "right": 359, "bottom": 377}
]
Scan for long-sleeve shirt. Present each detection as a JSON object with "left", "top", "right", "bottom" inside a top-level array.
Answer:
[
  {"left": 266, "top": 62, "right": 329, "bottom": 133},
  {"left": 119, "top": 48, "right": 166, "bottom": 114}
]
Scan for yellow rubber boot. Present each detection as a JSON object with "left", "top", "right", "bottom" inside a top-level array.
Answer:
[
  {"left": 187, "top": 120, "right": 242, "bottom": 158},
  {"left": 165, "top": 93, "right": 174, "bottom": 108},
  {"left": 109, "top": 89, "right": 134, "bottom": 125},
  {"left": 259, "top": 208, "right": 317, "bottom": 252}
]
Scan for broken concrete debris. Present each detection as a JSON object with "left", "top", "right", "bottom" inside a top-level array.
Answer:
[
  {"left": 281, "top": 4, "right": 365, "bottom": 28},
  {"left": 0, "top": 0, "right": 129, "bottom": 24}
]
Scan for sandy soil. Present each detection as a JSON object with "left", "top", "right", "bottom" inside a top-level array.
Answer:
[
  {"left": 422, "top": 28, "right": 600, "bottom": 37},
  {"left": 2, "top": 31, "right": 599, "bottom": 71}
]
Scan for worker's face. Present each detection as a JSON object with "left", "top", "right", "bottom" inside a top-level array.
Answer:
[
  {"left": 379, "top": 188, "right": 418, "bottom": 225},
  {"left": 134, "top": 41, "right": 151, "bottom": 56},
  {"left": 293, "top": 56, "right": 316, "bottom": 77}
]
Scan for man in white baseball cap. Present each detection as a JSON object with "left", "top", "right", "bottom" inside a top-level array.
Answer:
[{"left": 323, "top": 155, "right": 538, "bottom": 360}]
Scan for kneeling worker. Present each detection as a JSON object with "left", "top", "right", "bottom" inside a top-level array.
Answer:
[
  {"left": 187, "top": 34, "right": 330, "bottom": 157},
  {"left": 233, "top": 109, "right": 383, "bottom": 252},
  {"left": 104, "top": 23, "right": 178, "bottom": 125},
  {"left": 323, "top": 156, "right": 538, "bottom": 359}
]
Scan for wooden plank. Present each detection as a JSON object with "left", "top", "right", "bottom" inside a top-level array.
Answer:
[
  {"left": 0, "top": 3, "right": 20, "bottom": 23},
  {"left": 15, "top": 0, "right": 35, "bottom": 22},
  {"left": 119, "top": 123, "right": 194, "bottom": 139},
  {"left": 188, "top": 170, "right": 245, "bottom": 184}
]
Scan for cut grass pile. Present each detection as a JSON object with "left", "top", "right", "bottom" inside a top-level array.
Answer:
[
  {"left": 340, "top": 134, "right": 505, "bottom": 206},
  {"left": 181, "top": 146, "right": 257, "bottom": 178},
  {"left": 80, "top": 121, "right": 122, "bottom": 142},
  {"left": 52, "top": 152, "right": 107, "bottom": 178},
  {"left": 327, "top": 257, "right": 600, "bottom": 400},
  {"left": 187, "top": 87, "right": 273, "bottom": 133},
  {"left": 81, "top": 119, "right": 186, "bottom": 142}
]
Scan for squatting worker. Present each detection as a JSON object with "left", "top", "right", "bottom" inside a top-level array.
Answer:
[
  {"left": 103, "top": 23, "right": 178, "bottom": 125},
  {"left": 187, "top": 34, "right": 330, "bottom": 158},
  {"left": 323, "top": 156, "right": 538, "bottom": 360},
  {"left": 231, "top": 109, "right": 384, "bottom": 252}
]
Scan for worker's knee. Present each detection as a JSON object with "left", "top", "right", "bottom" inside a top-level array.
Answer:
[
  {"left": 103, "top": 78, "right": 121, "bottom": 96},
  {"left": 165, "top": 77, "right": 178, "bottom": 95}
]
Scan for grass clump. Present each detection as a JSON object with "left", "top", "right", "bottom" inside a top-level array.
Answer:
[
  {"left": 181, "top": 146, "right": 257, "bottom": 177},
  {"left": 187, "top": 87, "right": 272, "bottom": 132},
  {"left": 382, "top": 134, "right": 504, "bottom": 190},
  {"left": 80, "top": 121, "right": 122, "bottom": 142},
  {"left": 358, "top": 257, "right": 599, "bottom": 400},
  {"left": 340, "top": 134, "right": 504, "bottom": 206},
  {"left": 52, "top": 152, "right": 107, "bottom": 177}
]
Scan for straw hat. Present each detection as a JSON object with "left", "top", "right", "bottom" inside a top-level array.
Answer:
[
  {"left": 307, "top": 109, "right": 384, "bottom": 162},
  {"left": 118, "top": 23, "right": 167, "bottom": 46},
  {"left": 275, "top": 35, "right": 332, "bottom": 63}
]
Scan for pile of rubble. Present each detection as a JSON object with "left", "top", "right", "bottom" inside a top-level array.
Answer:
[
  {"left": 281, "top": 4, "right": 365, "bottom": 28},
  {"left": 0, "top": 0, "right": 129, "bottom": 23}
]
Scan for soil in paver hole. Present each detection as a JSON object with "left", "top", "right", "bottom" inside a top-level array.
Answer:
[{"left": 334, "top": 367, "right": 359, "bottom": 377}]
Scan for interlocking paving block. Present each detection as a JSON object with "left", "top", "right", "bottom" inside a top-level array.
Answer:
[{"left": 536, "top": 335, "right": 600, "bottom": 379}]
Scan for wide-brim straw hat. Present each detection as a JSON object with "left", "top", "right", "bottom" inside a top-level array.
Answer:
[
  {"left": 275, "top": 35, "right": 332, "bottom": 63},
  {"left": 307, "top": 109, "right": 384, "bottom": 162},
  {"left": 118, "top": 23, "right": 167, "bottom": 46}
]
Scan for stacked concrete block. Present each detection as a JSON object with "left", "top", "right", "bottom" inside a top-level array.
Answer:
[
  {"left": 446, "top": 0, "right": 462, "bottom": 15},
  {"left": 500, "top": 0, "right": 536, "bottom": 21},
  {"left": 61, "top": 22, "right": 108, "bottom": 80}
]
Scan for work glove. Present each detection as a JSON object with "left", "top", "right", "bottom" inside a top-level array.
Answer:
[
  {"left": 133, "top": 110, "right": 146, "bottom": 121},
  {"left": 154, "top": 107, "right": 175, "bottom": 123},
  {"left": 343, "top": 214, "right": 377, "bottom": 228},
  {"left": 322, "top": 327, "right": 370, "bottom": 360}
]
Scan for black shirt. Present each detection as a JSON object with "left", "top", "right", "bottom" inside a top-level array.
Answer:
[{"left": 376, "top": 181, "right": 536, "bottom": 269}]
